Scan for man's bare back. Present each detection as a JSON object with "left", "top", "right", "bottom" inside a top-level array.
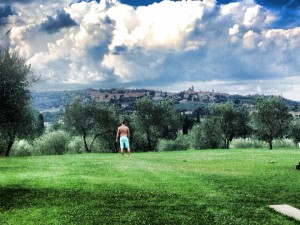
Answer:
[{"left": 117, "top": 125, "right": 130, "bottom": 137}]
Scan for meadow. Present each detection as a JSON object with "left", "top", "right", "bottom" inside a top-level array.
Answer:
[{"left": 0, "top": 149, "right": 300, "bottom": 225}]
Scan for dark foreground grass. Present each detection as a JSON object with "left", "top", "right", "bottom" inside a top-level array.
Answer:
[{"left": 0, "top": 149, "right": 300, "bottom": 225}]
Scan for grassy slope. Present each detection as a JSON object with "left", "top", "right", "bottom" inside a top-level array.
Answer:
[{"left": 0, "top": 149, "right": 300, "bottom": 225}]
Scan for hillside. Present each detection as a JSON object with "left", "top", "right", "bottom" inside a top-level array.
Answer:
[{"left": 31, "top": 88, "right": 300, "bottom": 124}]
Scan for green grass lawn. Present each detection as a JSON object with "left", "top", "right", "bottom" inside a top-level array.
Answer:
[{"left": 1, "top": 149, "right": 300, "bottom": 225}]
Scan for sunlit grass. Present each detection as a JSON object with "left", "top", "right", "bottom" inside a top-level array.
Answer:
[{"left": 1, "top": 149, "right": 300, "bottom": 224}]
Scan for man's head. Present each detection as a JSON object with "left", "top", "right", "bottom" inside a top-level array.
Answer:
[{"left": 122, "top": 120, "right": 126, "bottom": 125}]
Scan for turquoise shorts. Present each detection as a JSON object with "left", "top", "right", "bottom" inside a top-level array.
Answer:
[{"left": 120, "top": 136, "right": 130, "bottom": 149}]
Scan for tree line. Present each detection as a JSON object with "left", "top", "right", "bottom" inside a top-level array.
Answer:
[{"left": 1, "top": 47, "right": 300, "bottom": 156}]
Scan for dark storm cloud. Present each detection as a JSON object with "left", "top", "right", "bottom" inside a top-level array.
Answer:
[
  {"left": 112, "top": 45, "right": 127, "bottom": 55},
  {"left": 73, "top": 0, "right": 100, "bottom": 3},
  {"left": 216, "top": 0, "right": 239, "bottom": 4},
  {"left": 0, "top": 0, "right": 36, "bottom": 4},
  {"left": 40, "top": 10, "right": 77, "bottom": 34},
  {"left": 0, "top": 4, "right": 15, "bottom": 18},
  {"left": 120, "top": 0, "right": 163, "bottom": 7},
  {"left": 0, "top": 4, "right": 15, "bottom": 25}
]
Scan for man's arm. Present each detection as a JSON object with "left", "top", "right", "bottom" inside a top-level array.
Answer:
[{"left": 127, "top": 127, "right": 130, "bottom": 139}]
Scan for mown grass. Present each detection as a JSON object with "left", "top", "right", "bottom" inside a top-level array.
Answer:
[{"left": 0, "top": 149, "right": 300, "bottom": 224}]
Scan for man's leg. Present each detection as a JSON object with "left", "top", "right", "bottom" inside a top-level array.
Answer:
[
  {"left": 120, "top": 138, "right": 124, "bottom": 156},
  {"left": 124, "top": 138, "right": 130, "bottom": 156}
]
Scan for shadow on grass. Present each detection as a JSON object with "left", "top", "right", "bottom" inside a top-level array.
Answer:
[
  {"left": 0, "top": 185, "right": 209, "bottom": 225},
  {"left": 1, "top": 185, "right": 298, "bottom": 225}
]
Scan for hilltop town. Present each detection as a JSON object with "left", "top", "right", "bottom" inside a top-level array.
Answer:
[{"left": 31, "top": 87, "right": 300, "bottom": 124}]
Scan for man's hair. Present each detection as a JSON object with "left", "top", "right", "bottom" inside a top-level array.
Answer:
[{"left": 122, "top": 120, "right": 126, "bottom": 125}]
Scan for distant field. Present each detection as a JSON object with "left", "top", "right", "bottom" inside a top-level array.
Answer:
[{"left": 1, "top": 149, "right": 300, "bottom": 225}]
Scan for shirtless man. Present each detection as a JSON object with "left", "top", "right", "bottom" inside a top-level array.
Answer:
[{"left": 116, "top": 120, "right": 131, "bottom": 156}]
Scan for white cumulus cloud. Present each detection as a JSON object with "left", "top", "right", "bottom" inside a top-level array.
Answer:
[{"left": 1, "top": 0, "right": 300, "bottom": 100}]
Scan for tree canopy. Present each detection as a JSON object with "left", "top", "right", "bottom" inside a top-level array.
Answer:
[
  {"left": 0, "top": 47, "right": 38, "bottom": 156},
  {"left": 63, "top": 100, "right": 119, "bottom": 153},
  {"left": 252, "top": 97, "right": 292, "bottom": 149},
  {"left": 131, "top": 97, "right": 180, "bottom": 151}
]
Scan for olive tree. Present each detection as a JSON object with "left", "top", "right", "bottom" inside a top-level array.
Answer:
[
  {"left": 190, "top": 118, "right": 223, "bottom": 149},
  {"left": 131, "top": 97, "right": 181, "bottom": 151},
  {"left": 288, "top": 117, "right": 300, "bottom": 146},
  {"left": 63, "top": 100, "right": 119, "bottom": 153},
  {"left": 252, "top": 97, "right": 292, "bottom": 149},
  {"left": 209, "top": 102, "right": 250, "bottom": 149},
  {"left": 0, "top": 47, "right": 38, "bottom": 156}
]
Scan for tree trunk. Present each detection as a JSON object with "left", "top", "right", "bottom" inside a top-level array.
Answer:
[
  {"left": 83, "top": 131, "right": 90, "bottom": 153},
  {"left": 89, "top": 133, "right": 103, "bottom": 153},
  {"left": 268, "top": 138, "right": 273, "bottom": 150},
  {"left": 226, "top": 139, "right": 230, "bottom": 149},
  {"left": 5, "top": 134, "right": 14, "bottom": 157},
  {"left": 267, "top": 136, "right": 273, "bottom": 150},
  {"left": 146, "top": 132, "right": 152, "bottom": 151}
]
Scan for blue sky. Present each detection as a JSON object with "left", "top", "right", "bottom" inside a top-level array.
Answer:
[{"left": 1, "top": 0, "right": 300, "bottom": 100}]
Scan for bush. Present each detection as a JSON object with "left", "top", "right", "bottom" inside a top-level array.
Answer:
[
  {"left": 231, "top": 138, "right": 267, "bottom": 149},
  {"left": 231, "top": 138, "right": 296, "bottom": 149},
  {"left": 130, "top": 132, "right": 150, "bottom": 152},
  {"left": 67, "top": 136, "right": 85, "bottom": 154},
  {"left": 273, "top": 139, "right": 296, "bottom": 148},
  {"left": 189, "top": 119, "right": 223, "bottom": 149},
  {"left": 90, "top": 137, "right": 114, "bottom": 153},
  {"left": 33, "top": 129, "right": 71, "bottom": 155},
  {"left": 158, "top": 133, "right": 189, "bottom": 151},
  {"left": 11, "top": 139, "right": 32, "bottom": 157}
]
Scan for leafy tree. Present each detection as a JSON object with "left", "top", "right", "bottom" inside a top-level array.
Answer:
[
  {"left": 193, "top": 106, "right": 208, "bottom": 123},
  {"left": 36, "top": 113, "right": 45, "bottom": 137},
  {"left": 190, "top": 118, "right": 222, "bottom": 149},
  {"left": 0, "top": 105, "right": 35, "bottom": 156},
  {"left": 209, "top": 102, "right": 239, "bottom": 149},
  {"left": 288, "top": 117, "right": 300, "bottom": 145},
  {"left": 181, "top": 115, "right": 194, "bottom": 134},
  {"left": 63, "top": 100, "right": 95, "bottom": 152},
  {"left": 0, "top": 47, "right": 38, "bottom": 156},
  {"left": 234, "top": 106, "right": 252, "bottom": 139},
  {"left": 64, "top": 100, "right": 98, "bottom": 153},
  {"left": 252, "top": 97, "right": 292, "bottom": 149},
  {"left": 63, "top": 100, "right": 119, "bottom": 153},
  {"left": 131, "top": 97, "right": 180, "bottom": 151},
  {"left": 93, "top": 105, "right": 119, "bottom": 153}
]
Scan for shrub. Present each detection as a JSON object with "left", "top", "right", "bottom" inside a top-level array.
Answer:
[
  {"left": 90, "top": 137, "right": 113, "bottom": 153},
  {"left": 189, "top": 119, "right": 223, "bottom": 149},
  {"left": 67, "top": 136, "right": 85, "bottom": 154},
  {"left": 231, "top": 138, "right": 267, "bottom": 149},
  {"left": 158, "top": 133, "right": 189, "bottom": 151},
  {"left": 33, "top": 129, "right": 71, "bottom": 155},
  {"left": 272, "top": 139, "right": 296, "bottom": 148},
  {"left": 231, "top": 138, "right": 296, "bottom": 149},
  {"left": 11, "top": 139, "right": 32, "bottom": 157},
  {"left": 130, "top": 132, "right": 149, "bottom": 152}
]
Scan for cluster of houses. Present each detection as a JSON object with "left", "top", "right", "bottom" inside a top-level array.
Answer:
[
  {"left": 86, "top": 86, "right": 231, "bottom": 105},
  {"left": 32, "top": 87, "right": 300, "bottom": 125},
  {"left": 86, "top": 87, "right": 300, "bottom": 118}
]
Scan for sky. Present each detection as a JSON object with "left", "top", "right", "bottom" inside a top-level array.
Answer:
[{"left": 1, "top": 0, "right": 300, "bottom": 101}]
